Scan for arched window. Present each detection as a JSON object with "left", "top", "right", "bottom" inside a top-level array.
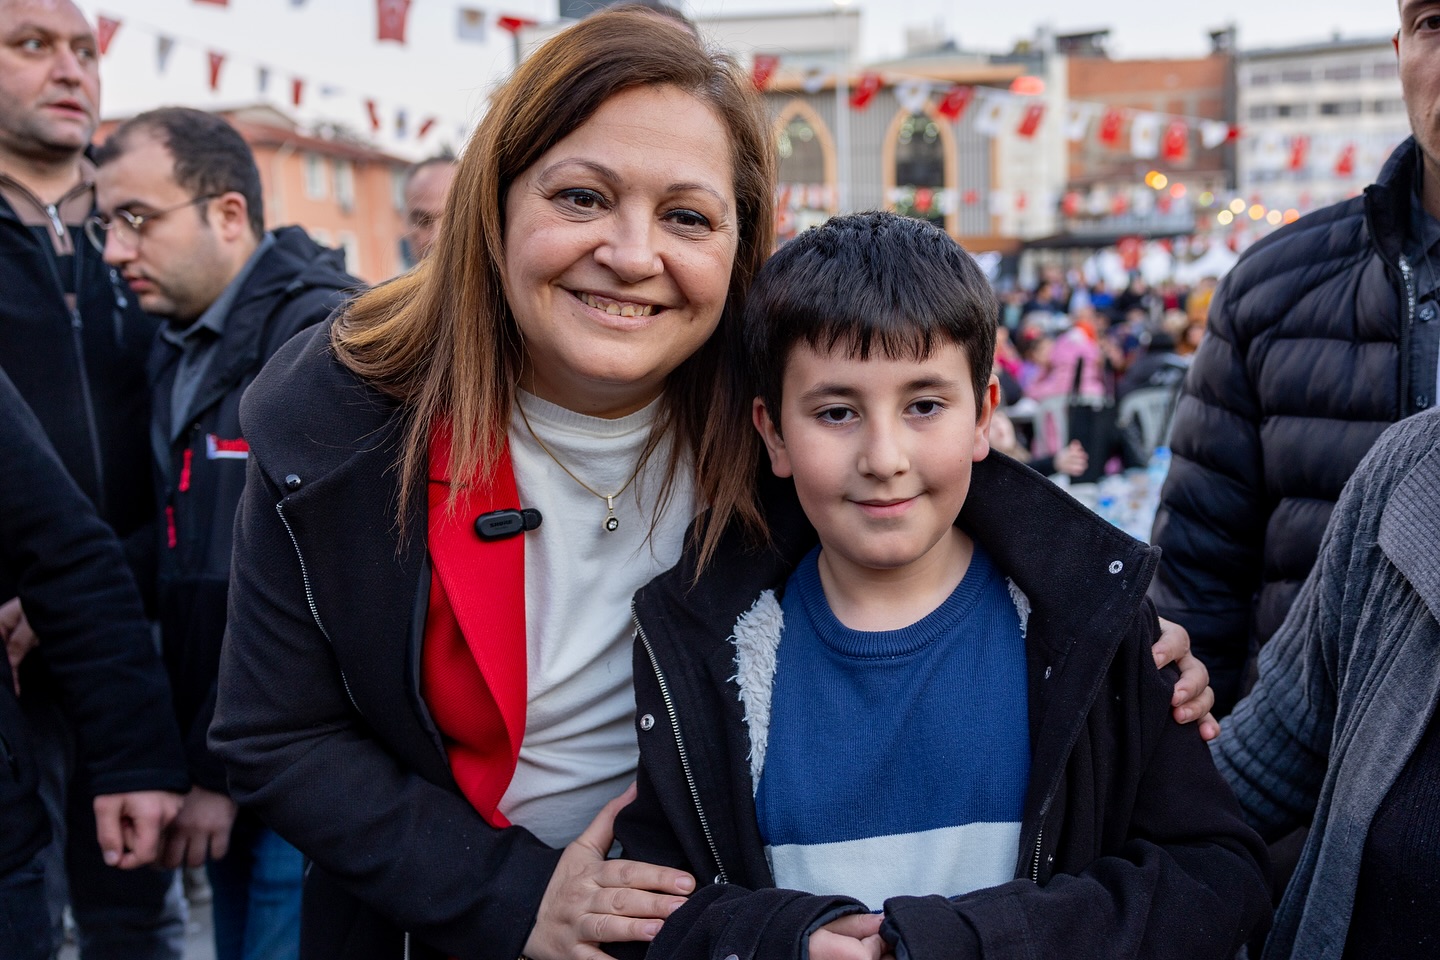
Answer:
[
  {"left": 882, "top": 105, "right": 958, "bottom": 235},
  {"left": 774, "top": 100, "right": 837, "bottom": 243}
]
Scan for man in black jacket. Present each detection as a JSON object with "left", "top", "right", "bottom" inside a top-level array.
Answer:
[
  {"left": 1151, "top": 3, "right": 1440, "bottom": 717},
  {"left": 1, "top": 367, "right": 188, "bottom": 960},
  {"left": 0, "top": 1, "right": 180, "bottom": 955},
  {"left": 91, "top": 107, "right": 359, "bottom": 959}
]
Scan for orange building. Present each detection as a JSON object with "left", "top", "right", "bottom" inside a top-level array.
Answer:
[{"left": 97, "top": 105, "right": 411, "bottom": 284}]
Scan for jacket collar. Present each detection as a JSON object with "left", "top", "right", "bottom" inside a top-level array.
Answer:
[{"left": 1366, "top": 136, "right": 1421, "bottom": 269}]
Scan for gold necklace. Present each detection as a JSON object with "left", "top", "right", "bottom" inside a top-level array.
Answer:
[{"left": 516, "top": 399, "right": 648, "bottom": 533}]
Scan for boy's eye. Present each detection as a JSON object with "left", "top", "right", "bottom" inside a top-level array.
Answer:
[
  {"left": 818, "top": 407, "right": 854, "bottom": 424},
  {"left": 907, "top": 399, "right": 944, "bottom": 417}
]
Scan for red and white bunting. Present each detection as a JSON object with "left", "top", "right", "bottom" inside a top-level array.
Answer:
[
  {"left": 1289, "top": 135, "right": 1310, "bottom": 171},
  {"left": 801, "top": 66, "right": 831, "bottom": 94},
  {"left": 377, "top": 0, "right": 411, "bottom": 43},
  {"left": 156, "top": 35, "right": 175, "bottom": 73},
  {"left": 1335, "top": 142, "right": 1357, "bottom": 177},
  {"left": 1063, "top": 102, "right": 1096, "bottom": 141},
  {"left": 365, "top": 99, "right": 382, "bottom": 132},
  {"left": 752, "top": 54, "right": 780, "bottom": 91},
  {"left": 1097, "top": 107, "right": 1125, "bottom": 147},
  {"left": 971, "top": 91, "right": 1011, "bottom": 137},
  {"left": 1015, "top": 102, "right": 1045, "bottom": 138},
  {"left": 1130, "top": 113, "right": 1162, "bottom": 159},
  {"left": 1161, "top": 119, "right": 1189, "bottom": 162},
  {"left": 418, "top": 117, "right": 437, "bottom": 139},
  {"left": 291, "top": 77, "right": 304, "bottom": 108},
  {"left": 894, "top": 79, "right": 932, "bottom": 115},
  {"left": 207, "top": 51, "right": 226, "bottom": 91},
  {"left": 935, "top": 85, "right": 973, "bottom": 121},
  {"left": 1199, "top": 119, "right": 1232, "bottom": 150},
  {"left": 96, "top": 16, "right": 121, "bottom": 56},
  {"left": 849, "top": 72, "right": 882, "bottom": 111},
  {"left": 457, "top": 8, "right": 488, "bottom": 42}
]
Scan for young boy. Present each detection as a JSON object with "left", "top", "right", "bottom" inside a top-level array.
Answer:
[{"left": 614, "top": 213, "right": 1268, "bottom": 960}]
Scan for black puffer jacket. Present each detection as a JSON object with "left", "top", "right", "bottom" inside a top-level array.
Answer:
[
  {"left": 152, "top": 226, "right": 358, "bottom": 792},
  {"left": 1151, "top": 137, "right": 1428, "bottom": 715}
]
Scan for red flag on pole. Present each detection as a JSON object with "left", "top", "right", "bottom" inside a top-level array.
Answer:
[
  {"left": 497, "top": 15, "right": 537, "bottom": 34},
  {"left": 751, "top": 54, "right": 780, "bottom": 90},
  {"left": 850, "top": 72, "right": 882, "bottom": 111},
  {"left": 1015, "top": 102, "right": 1045, "bottom": 138},
  {"left": 96, "top": 16, "right": 120, "bottom": 55},
  {"left": 207, "top": 52, "right": 226, "bottom": 91},
  {"left": 1161, "top": 120, "right": 1189, "bottom": 162},
  {"left": 935, "top": 85, "right": 973, "bottom": 121},
  {"left": 1335, "top": 143, "right": 1357, "bottom": 177},
  {"left": 291, "top": 78, "right": 304, "bottom": 107},
  {"left": 1097, "top": 108, "right": 1124, "bottom": 147},
  {"left": 365, "top": 99, "right": 382, "bottom": 133},
  {"left": 377, "top": 0, "right": 412, "bottom": 43},
  {"left": 1289, "top": 135, "right": 1310, "bottom": 172}
]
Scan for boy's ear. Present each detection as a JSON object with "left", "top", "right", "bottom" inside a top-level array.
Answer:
[
  {"left": 752, "top": 397, "right": 794, "bottom": 479},
  {"left": 973, "top": 375, "right": 1001, "bottom": 463}
]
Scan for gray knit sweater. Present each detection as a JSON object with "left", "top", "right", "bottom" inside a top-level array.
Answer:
[{"left": 1212, "top": 407, "right": 1440, "bottom": 960}]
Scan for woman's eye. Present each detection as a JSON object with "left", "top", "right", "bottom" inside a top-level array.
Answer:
[
  {"left": 557, "top": 189, "right": 605, "bottom": 210},
  {"left": 667, "top": 208, "right": 711, "bottom": 229}
]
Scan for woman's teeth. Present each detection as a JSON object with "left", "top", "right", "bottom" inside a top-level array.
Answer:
[{"left": 578, "top": 292, "right": 656, "bottom": 317}]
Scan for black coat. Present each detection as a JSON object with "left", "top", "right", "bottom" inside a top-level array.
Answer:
[
  {"left": 616, "top": 456, "right": 1271, "bottom": 960},
  {"left": 1151, "top": 137, "right": 1427, "bottom": 714},
  {"left": 210, "top": 324, "right": 562, "bottom": 960},
  {"left": 0, "top": 173, "right": 158, "bottom": 605},
  {"left": 0, "top": 369, "right": 187, "bottom": 878},
  {"left": 151, "top": 226, "right": 358, "bottom": 792}
]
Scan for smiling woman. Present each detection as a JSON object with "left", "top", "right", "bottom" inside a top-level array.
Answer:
[{"left": 207, "top": 8, "right": 775, "bottom": 960}]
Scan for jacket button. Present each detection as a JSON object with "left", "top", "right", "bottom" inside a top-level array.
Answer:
[
  {"left": 1418, "top": 394, "right": 1430, "bottom": 409},
  {"left": 1421, "top": 303, "right": 1437, "bottom": 322},
  {"left": 639, "top": 714, "right": 655, "bottom": 731},
  {"left": 1044, "top": 666, "right": 1052, "bottom": 679},
  {"left": 284, "top": 474, "right": 303, "bottom": 491},
  {"left": 1107, "top": 560, "right": 1123, "bottom": 575}
]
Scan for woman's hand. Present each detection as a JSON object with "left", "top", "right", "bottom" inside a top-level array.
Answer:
[
  {"left": 1052, "top": 440, "right": 1089, "bottom": 478},
  {"left": 523, "top": 784, "right": 696, "bottom": 960},
  {"left": 809, "top": 913, "right": 885, "bottom": 960},
  {"left": 1152, "top": 617, "right": 1220, "bottom": 741}
]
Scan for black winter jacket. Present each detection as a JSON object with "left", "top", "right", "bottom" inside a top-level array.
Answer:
[
  {"left": 0, "top": 369, "right": 187, "bottom": 878},
  {"left": 211, "top": 324, "right": 562, "bottom": 960},
  {"left": 0, "top": 171, "right": 158, "bottom": 604},
  {"left": 154, "top": 226, "right": 357, "bottom": 792},
  {"left": 616, "top": 457, "right": 1271, "bottom": 960},
  {"left": 1151, "top": 137, "right": 1427, "bottom": 714}
]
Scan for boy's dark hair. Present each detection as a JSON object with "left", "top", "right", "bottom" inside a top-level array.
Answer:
[
  {"left": 744, "top": 212, "right": 999, "bottom": 424},
  {"left": 95, "top": 107, "right": 265, "bottom": 239}
]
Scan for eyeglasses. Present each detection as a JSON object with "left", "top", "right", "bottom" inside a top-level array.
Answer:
[{"left": 84, "top": 194, "right": 222, "bottom": 253}]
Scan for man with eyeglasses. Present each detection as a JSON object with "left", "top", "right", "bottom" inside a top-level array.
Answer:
[
  {"left": 0, "top": 1, "right": 190, "bottom": 957},
  {"left": 89, "top": 106, "right": 358, "bottom": 960}
]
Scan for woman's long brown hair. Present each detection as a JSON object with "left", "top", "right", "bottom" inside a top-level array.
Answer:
[{"left": 332, "top": 7, "right": 776, "bottom": 568}]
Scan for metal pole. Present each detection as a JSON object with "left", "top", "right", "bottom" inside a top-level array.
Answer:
[{"left": 834, "top": 1, "right": 851, "bottom": 214}]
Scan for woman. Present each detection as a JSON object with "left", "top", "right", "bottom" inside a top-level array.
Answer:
[{"left": 210, "top": 9, "right": 1213, "bottom": 960}]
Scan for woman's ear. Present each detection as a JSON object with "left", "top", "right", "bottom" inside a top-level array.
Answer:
[{"left": 752, "top": 397, "right": 793, "bottom": 479}]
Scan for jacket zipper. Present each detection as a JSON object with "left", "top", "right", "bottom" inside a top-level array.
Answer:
[
  {"left": 1030, "top": 827, "right": 1044, "bottom": 883},
  {"left": 1398, "top": 254, "right": 1416, "bottom": 414},
  {"left": 275, "top": 500, "right": 363, "bottom": 716},
  {"left": 632, "top": 606, "right": 729, "bottom": 884}
]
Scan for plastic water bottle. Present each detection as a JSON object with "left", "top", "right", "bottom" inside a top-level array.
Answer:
[{"left": 1147, "top": 445, "right": 1172, "bottom": 492}]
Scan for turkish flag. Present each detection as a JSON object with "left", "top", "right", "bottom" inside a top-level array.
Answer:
[
  {"left": 1061, "top": 191, "right": 1082, "bottom": 217},
  {"left": 1289, "top": 136, "right": 1310, "bottom": 172},
  {"left": 1098, "top": 108, "right": 1124, "bottom": 147},
  {"left": 1162, "top": 120, "right": 1189, "bottom": 162},
  {"left": 207, "top": 51, "right": 225, "bottom": 91},
  {"left": 963, "top": 189, "right": 979, "bottom": 206},
  {"left": 936, "top": 86, "right": 974, "bottom": 121},
  {"left": 377, "top": 0, "right": 412, "bottom": 43},
  {"left": 752, "top": 54, "right": 780, "bottom": 90},
  {"left": 96, "top": 16, "right": 120, "bottom": 55},
  {"left": 1335, "top": 143, "right": 1357, "bottom": 177},
  {"left": 1016, "top": 103, "right": 1045, "bottom": 138},
  {"left": 291, "top": 78, "right": 304, "bottom": 107},
  {"left": 497, "top": 15, "right": 537, "bottom": 34},
  {"left": 850, "top": 72, "right": 882, "bottom": 111},
  {"left": 365, "top": 99, "right": 381, "bottom": 132}
]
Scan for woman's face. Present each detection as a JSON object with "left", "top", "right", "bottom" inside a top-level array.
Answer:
[{"left": 503, "top": 84, "right": 739, "bottom": 418}]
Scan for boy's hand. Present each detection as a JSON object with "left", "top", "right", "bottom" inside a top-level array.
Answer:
[
  {"left": 524, "top": 783, "right": 695, "bottom": 960},
  {"left": 809, "top": 913, "right": 885, "bottom": 960},
  {"left": 1152, "top": 617, "right": 1219, "bottom": 741}
]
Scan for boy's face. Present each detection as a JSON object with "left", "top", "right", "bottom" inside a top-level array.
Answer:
[{"left": 755, "top": 340, "right": 998, "bottom": 580}]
